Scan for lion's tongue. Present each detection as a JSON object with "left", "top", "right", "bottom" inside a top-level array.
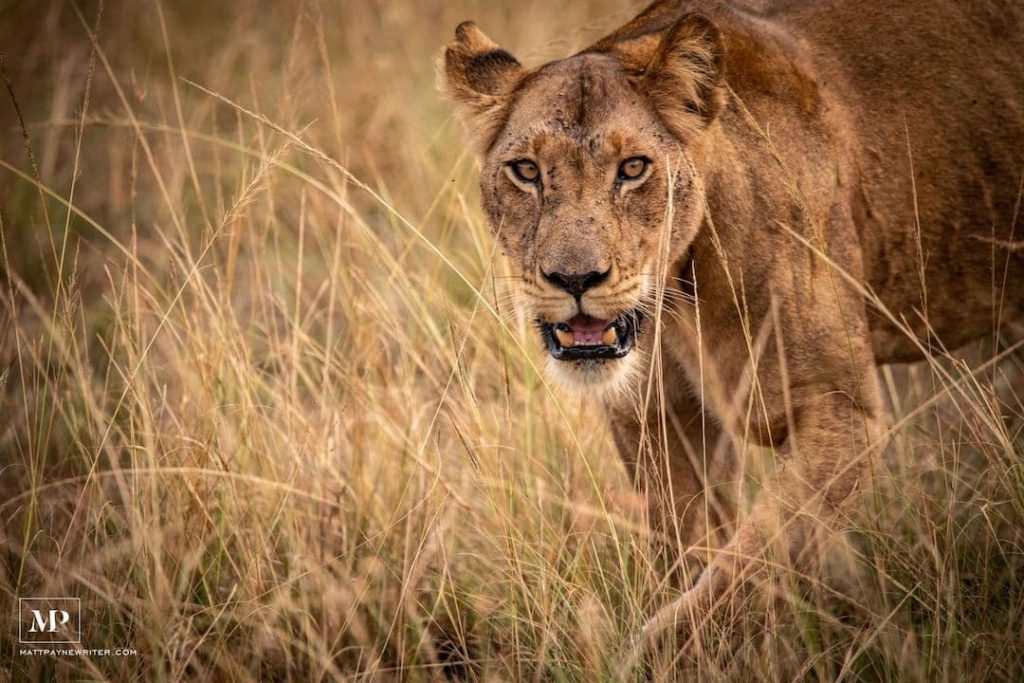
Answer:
[{"left": 560, "top": 314, "right": 616, "bottom": 347}]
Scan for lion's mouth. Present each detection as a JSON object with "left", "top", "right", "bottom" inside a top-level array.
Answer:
[{"left": 539, "top": 310, "right": 643, "bottom": 361}]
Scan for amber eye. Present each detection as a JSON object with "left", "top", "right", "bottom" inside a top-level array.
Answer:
[
  {"left": 509, "top": 159, "right": 541, "bottom": 184},
  {"left": 617, "top": 157, "right": 649, "bottom": 181}
]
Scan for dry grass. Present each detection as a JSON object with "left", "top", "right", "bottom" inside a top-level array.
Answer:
[{"left": 1, "top": 1, "right": 1023, "bottom": 680}]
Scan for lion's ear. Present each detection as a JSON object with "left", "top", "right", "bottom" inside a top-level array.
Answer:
[
  {"left": 642, "top": 16, "right": 726, "bottom": 131},
  {"left": 588, "top": 13, "right": 726, "bottom": 139},
  {"left": 439, "top": 22, "right": 524, "bottom": 154}
]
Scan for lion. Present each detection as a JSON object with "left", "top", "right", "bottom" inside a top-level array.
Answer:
[{"left": 440, "top": 0, "right": 1024, "bottom": 635}]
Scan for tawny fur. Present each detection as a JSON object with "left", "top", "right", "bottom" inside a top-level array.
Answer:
[{"left": 442, "top": 0, "right": 1024, "bottom": 629}]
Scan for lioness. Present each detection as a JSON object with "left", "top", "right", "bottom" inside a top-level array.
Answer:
[{"left": 441, "top": 0, "right": 1024, "bottom": 631}]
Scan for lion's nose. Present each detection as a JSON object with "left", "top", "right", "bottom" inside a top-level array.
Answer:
[{"left": 541, "top": 267, "right": 611, "bottom": 300}]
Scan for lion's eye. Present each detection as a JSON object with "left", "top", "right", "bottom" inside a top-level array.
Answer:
[
  {"left": 509, "top": 159, "right": 541, "bottom": 184},
  {"left": 617, "top": 157, "right": 649, "bottom": 181}
]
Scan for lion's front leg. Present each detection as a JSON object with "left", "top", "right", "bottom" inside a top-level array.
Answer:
[
  {"left": 661, "top": 370, "right": 890, "bottom": 636},
  {"left": 608, "top": 372, "right": 739, "bottom": 585}
]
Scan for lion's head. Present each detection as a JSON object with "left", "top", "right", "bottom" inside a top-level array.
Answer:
[{"left": 441, "top": 11, "right": 725, "bottom": 391}]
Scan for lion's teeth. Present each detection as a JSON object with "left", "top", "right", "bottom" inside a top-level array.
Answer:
[
  {"left": 555, "top": 328, "right": 574, "bottom": 347},
  {"left": 602, "top": 327, "right": 618, "bottom": 346}
]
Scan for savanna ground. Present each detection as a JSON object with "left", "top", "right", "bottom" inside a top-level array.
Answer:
[{"left": 1, "top": 1, "right": 1022, "bottom": 680}]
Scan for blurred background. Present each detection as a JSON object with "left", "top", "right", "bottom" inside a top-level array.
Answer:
[{"left": 2, "top": 1, "right": 1023, "bottom": 680}]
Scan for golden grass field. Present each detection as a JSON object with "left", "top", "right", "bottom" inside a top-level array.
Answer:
[{"left": 1, "top": 1, "right": 1023, "bottom": 680}]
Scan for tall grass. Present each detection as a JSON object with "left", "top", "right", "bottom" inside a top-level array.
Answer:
[{"left": 1, "top": 1, "right": 1022, "bottom": 680}]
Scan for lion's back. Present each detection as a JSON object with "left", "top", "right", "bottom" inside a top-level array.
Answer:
[{"left": 739, "top": 0, "right": 1024, "bottom": 358}]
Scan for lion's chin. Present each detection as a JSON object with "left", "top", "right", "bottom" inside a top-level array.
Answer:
[{"left": 544, "top": 352, "right": 640, "bottom": 397}]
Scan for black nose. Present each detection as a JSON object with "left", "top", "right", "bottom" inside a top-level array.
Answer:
[{"left": 541, "top": 268, "right": 611, "bottom": 299}]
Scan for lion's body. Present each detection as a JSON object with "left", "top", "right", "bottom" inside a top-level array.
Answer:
[
  {"left": 443, "top": 0, "right": 1023, "bottom": 622},
  {"left": 688, "top": 0, "right": 1024, "bottom": 363}
]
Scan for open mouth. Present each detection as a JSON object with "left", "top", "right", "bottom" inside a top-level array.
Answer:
[{"left": 539, "top": 310, "right": 644, "bottom": 361}]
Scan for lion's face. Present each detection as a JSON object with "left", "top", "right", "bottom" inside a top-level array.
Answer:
[
  {"left": 441, "top": 17, "right": 724, "bottom": 390},
  {"left": 480, "top": 55, "right": 705, "bottom": 389}
]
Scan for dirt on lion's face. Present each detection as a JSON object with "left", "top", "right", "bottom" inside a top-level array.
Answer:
[{"left": 442, "top": 25, "right": 718, "bottom": 390}]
